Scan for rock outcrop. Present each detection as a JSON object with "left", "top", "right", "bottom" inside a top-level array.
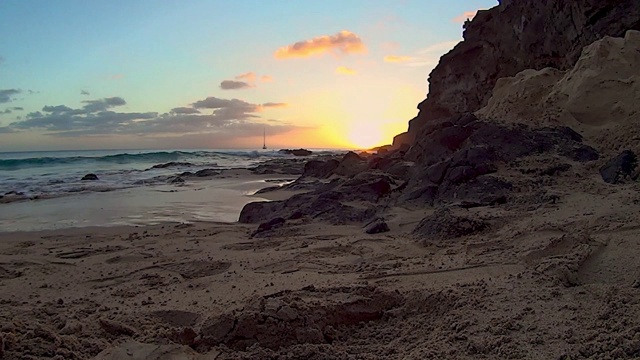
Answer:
[{"left": 394, "top": 0, "right": 640, "bottom": 147}]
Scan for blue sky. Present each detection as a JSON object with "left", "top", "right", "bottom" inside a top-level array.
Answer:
[{"left": 0, "top": 0, "right": 497, "bottom": 151}]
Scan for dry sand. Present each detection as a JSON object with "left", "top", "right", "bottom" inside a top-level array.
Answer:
[{"left": 3, "top": 165, "right": 640, "bottom": 359}]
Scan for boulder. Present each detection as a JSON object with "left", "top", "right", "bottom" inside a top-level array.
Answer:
[
  {"left": 364, "top": 218, "right": 390, "bottom": 234},
  {"left": 81, "top": 173, "right": 99, "bottom": 181},
  {"left": 334, "top": 151, "right": 367, "bottom": 177},
  {"left": 599, "top": 150, "right": 637, "bottom": 184},
  {"left": 302, "top": 159, "right": 339, "bottom": 178}
]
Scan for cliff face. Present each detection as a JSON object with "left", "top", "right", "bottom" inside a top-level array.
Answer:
[{"left": 394, "top": 0, "right": 640, "bottom": 147}]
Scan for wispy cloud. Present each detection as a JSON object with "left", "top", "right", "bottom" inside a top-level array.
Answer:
[
  {"left": 452, "top": 9, "right": 486, "bottom": 23},
  {"left": 335, "top": 66, "right": 357, "bottom": 75},
  {"left": 274, "top": 30, "right": 366, "bottom": 59},
  {"left": 235, "top": 72, "right": 256, "bottom": 82},
  {"left": 81, "top": 90, "right": 90, "bottom": 96},
  {"left": 0, "top": 89, "right": 21, "bottom": 104},
  {"left": 260, "top": 75, "right": 273, "bottom": 82},
  {"left": 220, "top": 80, "right": 253, "bottom": 90},
  {"left": 109, "top": 74, "right": 124, "bottom": 80},
  {"left": 384, "top": 55, "right": 414, "bottom": 63}
]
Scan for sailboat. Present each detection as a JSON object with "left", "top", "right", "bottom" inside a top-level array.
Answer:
[{"left": 262, "top": 128, "right": 267, "bottom": 150}]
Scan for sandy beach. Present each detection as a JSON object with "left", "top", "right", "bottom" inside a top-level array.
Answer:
[
  {"left": 2, "top": 2, "right": 640, "bottom": 359},
  {"left": 3, "top": 166, "right": 640, "bottom": 359}
]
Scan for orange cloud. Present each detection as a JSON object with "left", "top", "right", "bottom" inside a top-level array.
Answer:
[
  {"left": 235, "top": 72, "right": 256, "bottom": 82},
  {"left": 383, "top": 55, "right": 413, "bottom": 63},
  {"left": 274, "top": 30, "right": 366, "bottom": 59},
  {"left": 452, "top": 9, "right": 485, "bottom": 23},
  {"left": 260, "top": 75, "right": 273, "bottom": 82},
  {"left": 335, "top": 66, "right": 357, "bottom": 75}
]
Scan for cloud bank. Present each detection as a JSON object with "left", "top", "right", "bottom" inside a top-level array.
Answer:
[
  {"left": 274, "top": 30, "right": 366, "bottom": 59},
  {"left": 384, "top": 55, "right": 413, "bottom": 63},
  {"left": 5, "top": 95, "right": 296, "bottom": 138}
]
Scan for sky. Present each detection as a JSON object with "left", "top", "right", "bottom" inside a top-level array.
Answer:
[{"left": 0, "top": 0, "right": 497, "bottom": 152}]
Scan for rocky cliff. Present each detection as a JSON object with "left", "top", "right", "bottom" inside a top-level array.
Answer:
[{"left": 393, "top": 0, "right": 640, "bottom": 147}]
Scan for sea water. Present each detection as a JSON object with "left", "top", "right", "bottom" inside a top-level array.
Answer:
[{"left": 0, "top": 149, "right": 339, "bottom": 231}]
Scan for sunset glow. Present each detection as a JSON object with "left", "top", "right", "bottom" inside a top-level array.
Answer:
[{"left": 0, "top": 0, "right": 498, "bottom": 151}]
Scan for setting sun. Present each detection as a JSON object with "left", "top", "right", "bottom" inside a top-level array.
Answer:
[{"left": 347, "top": 123, "right": 384, "bottom": 149}]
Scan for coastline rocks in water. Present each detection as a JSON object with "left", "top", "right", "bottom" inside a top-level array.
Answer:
[
  {"left": 393, "top": 1, "right": 640, "bottom": 147},
  {"left": 413, "top": 208, "right": 489, "bottom": 242},
  {"left": 194, "top": 169, "right": 219, "bottom": 177},
  {"left": 150, "top": 161, "right": 193, "bottom": 169},
  {"left": 600, "top": 150, "right": 638, "bottom": 184},
  {"left": 169, "top": 176, "right": 185, "bottom": 184},
  {"left": 252, "top": 159, "right": 306, "bottom": 175},
  {"left": 81, "top": 173, "right": 99, "bottom": 181},
  {"left": 364, "top": 218, "right": 390, "bottom": 234},
  {"left": 279, "top": 148, "right": 313, "bottom": 156}
]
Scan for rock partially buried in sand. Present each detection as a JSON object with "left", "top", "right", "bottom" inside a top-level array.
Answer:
[
  {"left": 600, "top": 150, "right": 637, "bottom": 184},
  {"left": 252, "top": 217, "right": 286, "bottom": 237},
  {"left": 364, "top": 218, "right": 390, "bottom": 234},
  {"left": 81, "top": 173, "right": 99, "bottom": 181}
]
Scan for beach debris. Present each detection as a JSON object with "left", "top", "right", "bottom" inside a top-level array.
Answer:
[
  {"left": 81, "top": 173, "right": 99, "bottom": 181},
  {"left": 364, "top": 217, "right": 390, "bottom": 234},
  {"left": 599, "top": 150, "right": 637, "bottom": 184}
]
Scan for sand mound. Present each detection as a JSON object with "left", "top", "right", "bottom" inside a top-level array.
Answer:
[{"left": 477, "top": 30, "right": 640, "bottom": 152}]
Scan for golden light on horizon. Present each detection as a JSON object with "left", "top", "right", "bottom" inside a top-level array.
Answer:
[{"left": 347, "top": 123, "right": 384, "bottom": 149}]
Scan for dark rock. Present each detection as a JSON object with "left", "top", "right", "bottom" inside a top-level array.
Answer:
[
  {"left": 401, "top": 184, "right": 439, "bottom": 206},
  {"left": 563, "top": 145, "right": 600, "bottom": 162},
  {"left": 252, "top": 217, "right": 286, "bottom": 237},
  {"left": 364, "top": 218, "right": 390, "bottom": 234},
  {"left": 4, "top": 191, "right": 25, "bottom": 196},
  {"left": 413, "top": 208, "right": 489, "bottom": 242},
  {"left": 334, "top": 151, "right": 368, "bottom": 177},
  {"left": 599, "top": 150, "right": 638, "bottom": 184},
  {"left": 194, "top": 169, "right": 219, "bottom": 177},
  {"left": 151, "top": 161, "right": 193, "bottom": 169},
  {"left": 238, "top": 201, "right": 283, "bottom": 223},
  {"left": 81, "top": 173, "right": 99, "bottom": 181},
  {"left": 540, "top": 163, "right": 572, "bottom": 176},
  {"left": 179, "top": 171, "right": 194, "bottom": 177},
  {"left": 424, "top": 161, "right": 450, "bottom": 184},
  {"left": 402, "top": 0, "right": 640, "bottom": 143},
  {"left": 302, "top": 159, "right": 339, "bottom": 178},
  {"left": 279, "top": 148, "right": 313, "bottom": 156}
]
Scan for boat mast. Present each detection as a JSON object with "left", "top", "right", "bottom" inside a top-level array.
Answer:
[{"left": 262, "top": 128, "right": 267, "bottom": 149}]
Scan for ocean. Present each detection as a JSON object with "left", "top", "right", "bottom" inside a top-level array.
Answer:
[{"left": 0, "top": 149, "right": 339, "bottom": 231}]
